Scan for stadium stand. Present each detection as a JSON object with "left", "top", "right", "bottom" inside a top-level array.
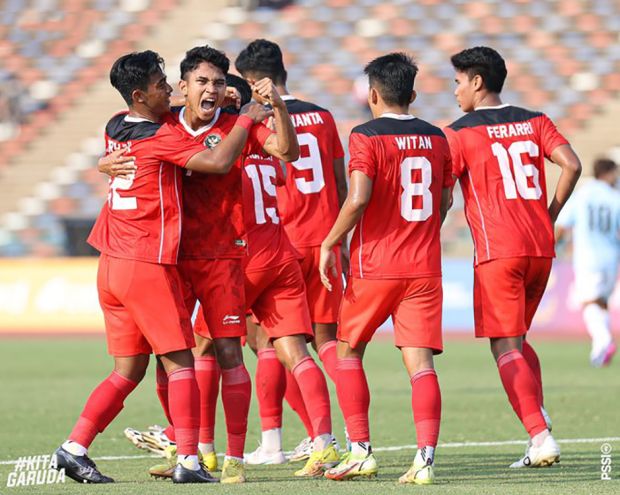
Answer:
[{"left": 0, "top": 0, "right": 618, "bottom": 256}]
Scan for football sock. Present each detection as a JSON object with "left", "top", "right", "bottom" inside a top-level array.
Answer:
[
  {"left": 292, "top": 356, "right": 332, "bottom": 437},
  {"left": 496, "top": 350, "right": 547, "bottom": 437},
  {"left": 531, "top": 428, "right": 551, "bottom": 448},
  {"left": 583, "top": 303, "right": 612, "bottom": 352},
  {"left": 261, "top": 428, "right": 283, "bottom": 453},
  {"left": 410, "top": 369, "right": 441, "bottom": 449},
  {"left": 155, "top": 365, "right": 173, "bottom": 427},
  {"left": 521, "top": 340, "right": 544, "bottom": 405},
  {"left": 350, "top": 441, "right": 371, "bottom": 457},
  {"left": 69, "top": 371, "right": 138, "bottom": 449},
  {"left": 194, "top": 356, "right": 220, "bottom": 445},
  {"left": 284, "top": 369, "right": 314, "bottom": 437},
  {"left": 178, "top": 454, "right": 200, "bottom": 471},
  {"left": 336, "top": 357, "right": 370, "bottom": 443},
  {"left": 198, "top": 442, "right": 214, "bottom": 455},
  {"left": 221, "top": 364, "right": 251, "bottom": 458},
  {"left": 62, "top": 440, "right": 87, "bottom": 456},
  {"left": 163, "top": 424, "right": 175, "bottom": 443},
  {"left": 167, "top": 367, "right": 200, "bottom": 456},
  {"left": 415, "top": 446, "right": 435, "bottom": 465},
  {"left": 317, "top": 340, "right": 338, "bottom": 384},
  {"left": 256, "top": 348, "right": 286, "bottom": 431}
]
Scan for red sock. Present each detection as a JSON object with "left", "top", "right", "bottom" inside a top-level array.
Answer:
[
  {"left": 410, "top": 369, "right": 441, "bottom": 448},
  {"left": 521, "top": 340, "right": 544, "bottom": 405},
  {"left": 69, "top": 371, "right": 138, "bottom": 448},
  {"left": 284, "top": 369, "right": 314, "bottom": 437},
  {"left": 256, "top": 349, "right": 286, "bottom": 431},
  {"left": 336, "top": 357, "right": 370, "bottom": 442},
  {"left": 167, "top": 367, "right": 200, "bottom": 456},
  {"left": 221, "top": 364, "right": 251, "bottom": 458},
  {"left": 163, "top": 425, "right": 175, "bottom": 443},
  {"left": 155, "top": 365, "right": 174, "bottom": 426},
  {"left": 292, "top": 357, "right": 331, "bottom": 437},
  {"left": 497, "top": 350, "right": 547, "bottom": 438},
  {"left": 195, "top": 356, "right": 220, "bottom": 444},
  {"left": 318, "top": 340, "right": 338, "bottom": 384}
]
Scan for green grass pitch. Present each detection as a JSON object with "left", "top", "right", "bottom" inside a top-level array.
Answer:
[{"left": 0, "top": 337, "right": 618, "bottom": 494}]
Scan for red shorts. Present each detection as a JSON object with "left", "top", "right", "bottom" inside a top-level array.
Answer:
[
  {"left": 473, "top": 256, "right": 552, "bottom": 338},
  {"left": 244, "top": 260, "right": 313, "bottom": 341},
  {"left": 297, "top": 245, "right": 343, "bottom": 324},
  {"left": 179, "top": 258, "right": 246, "bottom": 339},
  {"left": 338, "top": 276, "right": 443, "bottom": 353},
  {"left": 97, "top": 254, "right": 194, "bottom": 357}
]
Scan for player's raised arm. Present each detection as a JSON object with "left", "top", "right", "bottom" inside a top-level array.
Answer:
[
  {"left": 548, "top": 144, "right": 582, "bottom": 223},
  {"left": 253, "top": 78, "right": 300, "bottom": 162},
  {"left": 186, "top": 102, "right": 273, "bottom": 174}
]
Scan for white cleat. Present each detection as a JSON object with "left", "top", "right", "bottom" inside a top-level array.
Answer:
[
  {"left": 510, "top": 434, "right": 560, "bottom": 468},
  {"left": 289, "top": 436, "right": 312, "bottom": 462},
  {"left": 245, "top": 445, "right": 287, "bottom": 465},
  {"left": 591, "top": 341, "right": 617, "bottom": 368},
  {"left": 123, "top": 426, "right": 174, "bottom": 456}
]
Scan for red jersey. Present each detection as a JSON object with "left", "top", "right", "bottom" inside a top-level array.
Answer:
[
  {"left": 348, "top": 114, "right": 453, "bottom": 279},
  {"left": 88, "top": 112, "right": 206, "bottom": 264},
  {"left": 174, "top": 107, "right": 272, "bottom": 259},
  {"left": 276, "top": 96, "right": 345, "bottom": 248},
  {"left": 444, "top": 104, "right": 569, "bottom": 265},
  {"left": 242, "top": 152, "right": 300, "bottom": 273}
]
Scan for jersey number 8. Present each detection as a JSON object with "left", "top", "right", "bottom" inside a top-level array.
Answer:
[{"left": 400, "top": 157, "right": 432, "bottom": 222}]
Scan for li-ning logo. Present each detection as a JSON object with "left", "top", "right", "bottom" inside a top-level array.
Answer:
[
  {"left": 223, "top": 315, "right": 241, "bottom": 325},
  {"left": 204, "top": 134, "right": 222, "bottom": 149}
]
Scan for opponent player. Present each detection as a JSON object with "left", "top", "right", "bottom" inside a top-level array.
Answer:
[
  {"left": 235, "top": 38, "right": 347, "bottom": 463},
  {"left": 319, "top": 53, "right": 452, "bottom": 484},
  {"left": 54, "top": 50, "right": 270, "bottom": 484},
  {"left": 556, "top": 157, "right": 619, "bottom": 367},
  {"left": 444, "top": 46, "right": 582, "bottom": 468}
]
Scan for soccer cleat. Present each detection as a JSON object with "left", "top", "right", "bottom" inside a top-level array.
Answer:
[
  {"left": 591, "top": 341, "right": 617, "bottom": 368},
  {"left": 171, "top": 464, "right": 218, "bottom": 484},
  {"left": 123, "top": 425, "right": 174, "bottom": 456},
  {"left": 289, "top": 436, "right": 312, "bottom": 462},
  {"left": 202, "top": 451, "right": 218, "bottom": 472},
  {"left": 149, "top": 446, "right": 213, "bottom": 479},
  {"left": 294, "top": 443, "right": 340, "bottom": 477},
  {"left": 510, "top": 434, "right": 560, "bottom": 468},
  {"left": 53, "top": 447, "right": 114, "bottom": 484},
  {"left": 220, "top": 458, "right": 246, "bottom": 484},
  {"left": 399, "top": 449, "right": 435, "bottom": 485},
  {"left": 245, "top": 445, "right": 287, "bottom": 465},
  {"left": 324, "top": 452, "right": 378, "bottom": 481}
]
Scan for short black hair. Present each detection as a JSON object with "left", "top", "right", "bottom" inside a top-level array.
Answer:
[
  {"left": 235, "top": 39, "right": 287, "bottom": 85},
  {"left": 224, "top": 73, "right": 252, "bottom": 114},
  {"left": 110, "top": 50, "right": 164, "bottom": 106},
  {"left": 593, "top": 158, "right": 618, "bottom": 179},
  {"left": 450, "top": 46, "right": 507, "bottom": 94},
  {"left": 364, "top": 52, "right": 417, "bottom": 107},
  {"left": 180, "top": 45, "right": 229, "bottom": 80}
]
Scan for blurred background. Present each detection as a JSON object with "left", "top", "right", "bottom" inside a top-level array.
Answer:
[{"left": 0, "top": 0, "right": 619, "bottom": 335}]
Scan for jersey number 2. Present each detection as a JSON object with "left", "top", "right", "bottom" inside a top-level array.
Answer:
[
  {"left": 492, "top": 140, "right": 542, "bottom": 200},
  {"left": 400, "top": 157, "right": 432, "bottom": 221},
  {"left": 109, "top": 176, "right": 137, "bottom": 210}
]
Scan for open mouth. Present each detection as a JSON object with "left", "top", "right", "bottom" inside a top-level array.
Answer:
[{"left": 201, "top": 98, "right": 216, "bottom": 111}]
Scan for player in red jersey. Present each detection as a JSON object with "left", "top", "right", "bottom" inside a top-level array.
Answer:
[
  {"left": 54, "top": 50, "right": 270, "bottom": 485},
  {"left": 235, "top": 39, "right": 347, "bottom": 462},
  {"left": 319, "top": 53, "right": 453, "bottom": 484},
  {"left": 444, "top": 46, "right": 582, "bottom": 468}
]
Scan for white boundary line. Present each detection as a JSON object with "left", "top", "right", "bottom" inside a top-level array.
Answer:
[{"left": 1, "top": 436, "right": 618, "bottom": 466}]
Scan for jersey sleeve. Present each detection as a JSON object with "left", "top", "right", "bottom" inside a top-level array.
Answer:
[
  {"left": 152, "top": 123, "right": 206, "bottom": 167},
  {"left": 537, "top": 114, "right": 569, "bottom": 158},
  {"left": 250, "top": 122, "right": 274, "bottom": 153},
  {"left": 325, "top": 112, "right": 345, "bottom": 159},
  {"left": 348, "top": 132, "right": 375, "bottom": 179},
  {"left": 444, "top": 127, "right": 465, "bottom": 179}
]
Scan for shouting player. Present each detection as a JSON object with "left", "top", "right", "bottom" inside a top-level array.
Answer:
[
  {"left": 556, "top": 157, "right": 619, "bottom": 367},
  {"left": 444, "top": 46, "right": 582, "bottom": 468},
  {"left": 235, "top": 38, "right": 347, "bottom": 464},
  {"left": 319, "top": 53, "right": 453, "bottom": 484},
  {"left": 54, "top": 50, "right": 270, "bottom": 484}
]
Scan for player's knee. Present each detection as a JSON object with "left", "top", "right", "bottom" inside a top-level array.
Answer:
[{"left": 214, "top": 338, "right": 243, "bottom": 368}]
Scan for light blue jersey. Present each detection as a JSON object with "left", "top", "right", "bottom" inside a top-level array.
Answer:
[{"left": 557, "top": 179, "right": 620, "bottom": 273}]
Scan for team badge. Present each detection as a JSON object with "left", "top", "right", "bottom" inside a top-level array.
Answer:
[{"left": 204, "top": 134, "right": 222, "bottom": 149}]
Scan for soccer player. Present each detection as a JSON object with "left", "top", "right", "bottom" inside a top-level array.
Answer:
[
  {"left": 54, "top": 50, "right": 270, "bottom": 484},
  {"left": 235, "top": 38, "right": 347, "bottom": 463},
  {"left": 444, "top": 46, "right": 582, "bottom": 468},
  {"left": 319, "top": 53, "right": 453, "bottom": 484},
  {"left": 556, "top": 158, "right": 620, "bottom": 367}
]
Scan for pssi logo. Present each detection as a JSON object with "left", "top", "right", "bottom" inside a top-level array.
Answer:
[{"left": 204, "top": 134, "right": 222, "bottom": 149}]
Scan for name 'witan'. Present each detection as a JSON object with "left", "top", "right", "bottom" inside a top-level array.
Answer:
[
  {"left": 395, "top": 135, "right": 433, "bottom": 150},
  {"left": 486, "top": 122, "right": 534, "bottom": 139}
]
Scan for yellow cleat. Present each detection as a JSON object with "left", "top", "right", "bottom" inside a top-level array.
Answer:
[
  {"left": 202, "top": 451, "right": 218, "bottom": 472},
  {"left": 148, "top": 445, "right": 178, "bottom": 479},
  {"left": 399, "top": 448, "right": 435, "bottom": 485},
  {"left": 220, "top": 458, "right": 246, "bottom": 484},
  {"left": 324, "top": 452, "right": 378, "bottom": 481},
  {"left": 294, "top": 444, "right": 339, "bottom": 477}
]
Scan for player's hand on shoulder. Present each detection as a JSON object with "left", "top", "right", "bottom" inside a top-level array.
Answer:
[
  {"left": 251, "top": 78, "right": 284, "bottom": 109},
  {"left": 240, "top": 101, "right": 274, "bottom": 124},
  {"left": 98, "top": 147, "right": 136, "bottom": 179}
]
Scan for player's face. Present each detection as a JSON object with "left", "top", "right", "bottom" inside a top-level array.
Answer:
[
  {"left": 181, "top": 62, "right": 227, "bottom": 123},
  {"left": 454, "top": 70, "right": 476, "bottom": 113},
  {"left": 139, "top": 70, "right": 173, "bottom": 117}
]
